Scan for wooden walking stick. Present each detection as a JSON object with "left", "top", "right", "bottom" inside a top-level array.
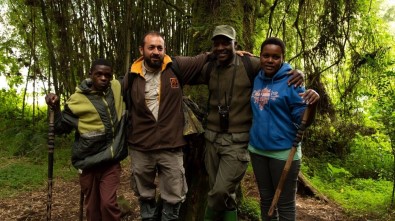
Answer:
[
  {"left": 79, "top": 189, "right": 84, "bottom": 221},
  {"left": 267, "top": 107, "right": 312, "bottom": 220},
  {"left": 47, "top": 108, "right": 55, "bottom": 221}
]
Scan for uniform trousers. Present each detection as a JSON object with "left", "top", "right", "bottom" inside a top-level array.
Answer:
[{"left": 204, "top": 130, "right": 250, "bottom": 211}]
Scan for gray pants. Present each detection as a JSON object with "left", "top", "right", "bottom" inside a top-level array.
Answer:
[
  {"left": 204, "top": 130, "right": 250, "bottom": 211},
  {"left": 250, "top": 152, "right": 300, "bottom": 221},
  {"left": 130, "top": 148, "right": 187, "bottom": 220}
]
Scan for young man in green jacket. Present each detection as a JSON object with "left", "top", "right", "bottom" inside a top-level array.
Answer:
[{"left": 45, "top": 58, "right": 128, "bottom": 221}]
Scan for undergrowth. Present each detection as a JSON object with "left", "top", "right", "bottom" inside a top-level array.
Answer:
[
  {"left": 302, "top": 158, "right": 394, "bottom": 220},
  {"left": 0, "top": 116, "right": 75, "bottom": 198}
]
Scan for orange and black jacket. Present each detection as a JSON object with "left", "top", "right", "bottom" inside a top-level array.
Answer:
[{"left": 124, "top": 54, "right": 208, "bottom": 151}]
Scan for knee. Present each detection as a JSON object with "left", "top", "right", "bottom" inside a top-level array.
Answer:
[
  {"left": 101, "top": 199, "right": 116, "bottom": 212},
  {"left": 277, "top": 198, "right": 295, "bottom": 210}
]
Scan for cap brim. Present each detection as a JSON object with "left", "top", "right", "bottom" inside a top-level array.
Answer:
[{"left": 211, "top": 34, "right": 234, "bottom": 40}]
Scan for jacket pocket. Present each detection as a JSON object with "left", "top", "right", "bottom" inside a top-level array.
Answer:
[{"left": 76, "top": 133, "right": 107, "bottom": 157}]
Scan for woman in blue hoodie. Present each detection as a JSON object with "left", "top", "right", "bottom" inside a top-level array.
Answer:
[{"left": 248, "top": 37, "right": 319, "bottom": 221}]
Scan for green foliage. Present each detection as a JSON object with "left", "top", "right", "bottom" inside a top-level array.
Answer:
[
  {"left": 0, "top": 106, "right": 48, "bottom": 158},
  {"left": 345, "top": 133, "right": 393, "bottom": 180},
  {"left": 303, "top": 159, "right": 393, "bottom": 219},
  {"left": 0, "top": 89, "right": 23, "bottom": 119},
  {"left": 369, "top": 69, "right": 395, "bottom": 147},
  {"left": 309, "top": 173, "right": 392, "bottom": 219},
  {"left": 0, "top": 112, "right": 75, "bottom": 198},
  {"left": 0, "top": 1, "right": 30, "bottom": 89},
  {"left": 183, "top": 85, "right": 209, "bottom": 111},
  {"left": 303, "top": 115, "right": 375, "bottom": 158},
  {"left": 238, "top": 196, "right": 260, "bottom": 221},
  {"left": 326, "top": 163, "right": 353, "bottom": 182}
]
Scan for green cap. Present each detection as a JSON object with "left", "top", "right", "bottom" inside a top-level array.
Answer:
[{"left": 212, "top": 25, "right": 236, "bottom": 40}]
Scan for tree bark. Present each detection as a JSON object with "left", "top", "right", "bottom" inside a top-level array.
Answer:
[
  {"left": 180, "top": 136, "right": 209, "bottom": 221},
  {"left": 39, "top": 0, "right": 59, "bottom": 94}
]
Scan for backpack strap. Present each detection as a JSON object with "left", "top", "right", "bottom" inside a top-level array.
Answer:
[{"left": 239, "top": 55, "right": 255, "bottom": 85}]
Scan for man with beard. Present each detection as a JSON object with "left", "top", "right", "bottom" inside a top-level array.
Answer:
[{"left": 124, "top": 31, "right": 209, "bottom": 221}]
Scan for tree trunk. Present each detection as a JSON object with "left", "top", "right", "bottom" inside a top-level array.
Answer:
[
  {"left": 180, "top": 136, "right": 209, "bottom": 221},
  {"left": 39, "top": 0, "right": 59, "bottom": 94}
]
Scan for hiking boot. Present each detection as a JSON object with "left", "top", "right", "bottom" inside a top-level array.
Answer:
[
  {"left": 161, "top": 202, "right": 181, "bottom": 221},
  {"left": 140, "top": 199, "right": 159, "bottom": 220},
  {"left": 204, "top": 207, "right": 222, "bottom": 221},
  {"left": 223, "top": 210, "right": 237, "bottom": 221}
]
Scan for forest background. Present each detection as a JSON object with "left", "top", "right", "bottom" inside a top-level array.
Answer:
[{"left": 0, "top": 0, "right": 394, "bottom": 220}]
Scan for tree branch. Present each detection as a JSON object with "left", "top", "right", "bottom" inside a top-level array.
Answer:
[{"left": 161, "top": 0, "right": 188, "bottom": 16}]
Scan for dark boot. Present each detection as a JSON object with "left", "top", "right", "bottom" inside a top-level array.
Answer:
[
  {"left": 140, "top": 199, "right": 159, "bottom": 220},
  {"left": 204, "top": 207, "right": 222, "bottom": 221},
  {"left": 223, "top": 210, "right": 237, "bottom": 221},
  {"left": 161, "top": 202, "right": 181, "bottom": 221}
]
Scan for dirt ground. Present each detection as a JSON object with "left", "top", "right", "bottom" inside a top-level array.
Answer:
[{"left": 0, "top": 165, "right": 352, "bottom": 221}]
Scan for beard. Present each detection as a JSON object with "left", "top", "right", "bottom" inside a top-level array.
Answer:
[{"left": 144, "top": 54, "right": 163, "bottom": 69}]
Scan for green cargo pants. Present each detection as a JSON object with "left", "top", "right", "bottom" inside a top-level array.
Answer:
[{"left": 204, "top": 130, "right": 250, "bottom": 212}]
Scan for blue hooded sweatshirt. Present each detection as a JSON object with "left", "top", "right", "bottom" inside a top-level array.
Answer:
[{"left": 249, "top": 62, "right": 306, "bottom": 151}]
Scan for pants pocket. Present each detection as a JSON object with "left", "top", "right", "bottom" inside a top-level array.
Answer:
[
  {"left": 231, "top": 132, "right": 250, "bottom": 143},
  {"left": 130, "top": 168, "right": 140, "bottom": 196},
  {"left": 237, "top": 148, "right": 251, "bottom": 162}
]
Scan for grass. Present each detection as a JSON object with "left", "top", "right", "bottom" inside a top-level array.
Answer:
[
  {"left": 0, "top": 116, "right": 76, "bottom": 198},
  {"left": 303, "top": 162, "right": 395, "bottom": 220},
  {"left": 0, "top": 147, "right": 76, "bottom": 198},
  {"left": 238, "top": 196, "right": 260, "bottom": 221}
]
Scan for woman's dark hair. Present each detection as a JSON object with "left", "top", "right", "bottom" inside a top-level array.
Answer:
[{"left": 260, "top": 37, "right": 286, "bottom": 57}]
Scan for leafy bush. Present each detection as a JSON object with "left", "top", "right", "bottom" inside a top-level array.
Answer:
[
  {"left": 344, "top": 133, "right": 393, "bottom": 180},
  {"left": 303, "top": 115, "right": 375, "bottom": 159},
  {"left": 0, "top": 89, "right": 23, "bottom": 119},
  {"left": 303, "top": 160, "right": 393, "bottom": 220}
]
